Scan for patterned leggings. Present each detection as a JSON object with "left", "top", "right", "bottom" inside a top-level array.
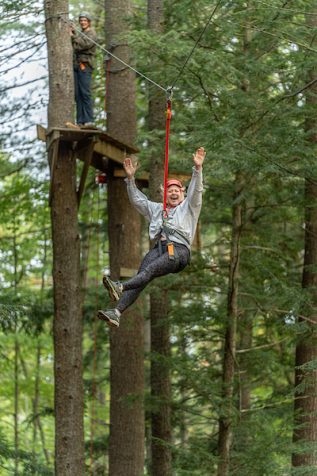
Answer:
[{"left": 116, "top": 242, "right": 190, "bottom": 313}]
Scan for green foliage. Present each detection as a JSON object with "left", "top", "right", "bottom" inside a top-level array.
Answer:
[{"left": 1, "top": 0, "right": 317, "bottom": 474}]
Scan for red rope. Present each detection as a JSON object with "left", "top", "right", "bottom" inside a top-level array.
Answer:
[{"left": 163, "top": 99, "right": 172, "bottom": 215}]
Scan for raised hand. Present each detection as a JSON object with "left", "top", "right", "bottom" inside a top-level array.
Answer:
[
  {"left": 123, "top": 157, "right": 137, "bottom": 179},
  {"left": 192, "top": 147, "right": 206, "bottom": 170}
]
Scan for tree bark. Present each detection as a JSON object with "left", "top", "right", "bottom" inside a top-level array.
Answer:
[
  {"left": 105, "top": 1, "right": 145, "bottom": 475},
  {"left": 44, "top": 2, "right": 84, "bottom": 474},
  {"left": 217, "top": 173, "right": 244, "bottom": 476},
  {"left": 150, "top": 291, "right": 171, "bottom": 476},
  {"left": 292, "top": 6, "right": 317, "bottom": 469},
  {"left": 147, "top": 1, "right": 172, "bottom": 475},
  {"left": 13, "top": 232, "right": 19, "bottom": 476},
  {"left": 293, "top": 176, "right": 317, "bottom": 467},
  {"left": 14, "top": 334, "right": 19, "bottom": 476}
]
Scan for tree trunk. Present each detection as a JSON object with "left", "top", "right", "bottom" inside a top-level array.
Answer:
[
  {"left": 147, "top": 1, "right": 172, "bottom": 475},
  {"left": 105, "top": 1, "right": 145, "bottom": 474},
  {"left": 44, "top": 2, "right": 84, "bottom": 474},
  {"left": 13, "top": 233, "right": 19, "bottom": 476},
  {"left": 292, "top": 185, "right": 317, "bottom": 467},
  {"left": 14, "top": 334, "right": 19, "bottom": 476},
  {"left": 217, "top": 174, "right": 244, "bottom": 476},
  {"left": 150, "top": 291, "right": 171, "bottom": 476},
  {"left": 179, "top": 332, "right": 188, "bottom": 448},
  {"left": 292, "top": 6, "right": 317, "bottom": 469}
]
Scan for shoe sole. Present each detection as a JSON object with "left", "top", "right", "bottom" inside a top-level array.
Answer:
[
  {"left": 97, "top": 310, "right": 119, "bottom": 328},
  {"left": 80, "top": 125, "right": 98, "bottom": 130},
  {"left": 103, "top": 275, "right": 120, "bottom": 301}
]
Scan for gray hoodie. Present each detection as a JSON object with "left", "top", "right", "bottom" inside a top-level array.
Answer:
[{"left": 125, "top": 167, "right": 203, "bottom": 249}]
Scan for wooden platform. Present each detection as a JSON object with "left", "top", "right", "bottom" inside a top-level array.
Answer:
[
  {"left": 37, "top": 124, "right": 139, "bottom": 172},
  {"left": 37, "top": 124, "right": 191, "bottom": 206}
]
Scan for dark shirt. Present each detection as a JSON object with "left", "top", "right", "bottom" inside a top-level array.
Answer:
[{"left": 72, "top": 28, "right": 97, "bottom": 69}]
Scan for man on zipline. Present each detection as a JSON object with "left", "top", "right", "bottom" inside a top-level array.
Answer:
[
  {"left": 70, "top": 12, "right": 96, "bottom": 127},
  {"left": 98, "top": 147, "right": 206, "bottom": 328}
]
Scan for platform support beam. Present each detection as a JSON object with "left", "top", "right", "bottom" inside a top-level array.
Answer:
[{"left": 76, "top": 137, "right": 97, "bottom": 206}]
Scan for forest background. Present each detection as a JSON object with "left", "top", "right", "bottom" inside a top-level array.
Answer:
[{"left": 1, "top": 0, "right": 317, "bottom": 475}]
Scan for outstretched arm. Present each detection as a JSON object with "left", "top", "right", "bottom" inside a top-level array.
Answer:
[
  {"left": 123, "top": 157, "right": 157, "bottom": 220},
  {"left": 186, "top": 147, "right": 205, "bottom": 210}
]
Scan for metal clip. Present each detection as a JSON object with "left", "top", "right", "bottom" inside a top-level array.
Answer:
[{"left": 166, "top": 86, "right": 173, "bottom": 101}]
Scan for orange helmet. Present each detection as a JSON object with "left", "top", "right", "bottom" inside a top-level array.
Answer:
[{"left": 166, "top": 179, "right": 183, "bottom": 189}]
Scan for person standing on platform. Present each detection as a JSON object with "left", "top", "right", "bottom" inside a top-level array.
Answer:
[{"left": 70, "top": 12, "right": 97, "bottom": 128}]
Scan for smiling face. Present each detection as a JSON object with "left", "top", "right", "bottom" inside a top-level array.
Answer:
[
  {"left": 79, "top": 17, "right": 90, "bottom": 30},
  {"left": 167, "top": 185, "right": 184, "bottom": 208}
]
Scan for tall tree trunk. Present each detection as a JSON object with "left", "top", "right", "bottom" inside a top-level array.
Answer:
[
  {"left": 33, "top": 232, "right": 50, "bottom": 465},
  {"left": 179, "top": 332, "right": 188, "bottom": 448},
  {"left": 147, "top": 1, "right": 172, "bottom": 475},
  {"left": 105, "top": 1, "right": 144, "bottom": 475},
  {"left": 217, "top": 17, "right": 253, "bottom": 472},
  {"left": 13, "top": 232, "right": 19, "bottom": 476},
  {"left": 150, "top": 291, "right": 171, "bottom": 476},
  {"left": 44, "top": 2, "right": 84, "bottom": 474},
  {"left": 14, "top": 334, "right": 19, "bottom": 476},
  {"left": 217, "top": 174, "right": 244, "bottom": 476},
  {"left": 292, "top": 6, "right": 317, "bottom": 469},
  {"left": 292, "top": 183, "right": 317, "bottom": 467}
]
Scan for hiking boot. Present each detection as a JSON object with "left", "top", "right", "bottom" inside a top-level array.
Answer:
[
  {"left": 97, "top": 309, "right": 120, "bottom": 328},
  {"left": 103, "top": 275, "right": 123, "bottom": 301}
]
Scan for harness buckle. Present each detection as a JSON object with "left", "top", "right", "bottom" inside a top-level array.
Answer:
[{"left": 167, "top": 242, "right": 175, "bottom": 261}]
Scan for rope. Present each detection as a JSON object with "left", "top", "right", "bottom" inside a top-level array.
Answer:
[
  {"left": 163, "top": 98, "right": 172, "bottom": 215},
  {"left": 161, "top": 0, "right": 223, "bottom": 212},
  {"left": 48, "top": 2, "right": 223, "bottom": 96},
  {"left": 56, "top": 15, "right": 169, "bottom": 93}
]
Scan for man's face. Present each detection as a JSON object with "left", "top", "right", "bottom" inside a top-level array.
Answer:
[
  {"left": 79, "top": 17, "right": 90, "bottom": 30},
  {"left": 167, "top": 186, "right": 184, "bottom": 207}
]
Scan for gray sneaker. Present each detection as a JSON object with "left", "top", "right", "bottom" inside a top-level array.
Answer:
[
  {"left": 103, "top": 275, "right": 123, "bottom": 301},
  {"left": 97, "top": 309, "right": 120, "bottom": 328}
]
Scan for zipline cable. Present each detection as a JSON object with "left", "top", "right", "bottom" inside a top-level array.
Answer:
[
  {"left": 51, "top": 3, "right": 225, "bottom": 211},
  {"left": 54, "top": 16, "right": 169, "bottom": 93},
  {"left": 170, "top": 0, "right": 224, "bottom": 91},
  {"left": 50, "top": 0, "right": 225, "bottom": 96},
  {"left": 161, "top": 0, "right": 223, "bottom": 209}
]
